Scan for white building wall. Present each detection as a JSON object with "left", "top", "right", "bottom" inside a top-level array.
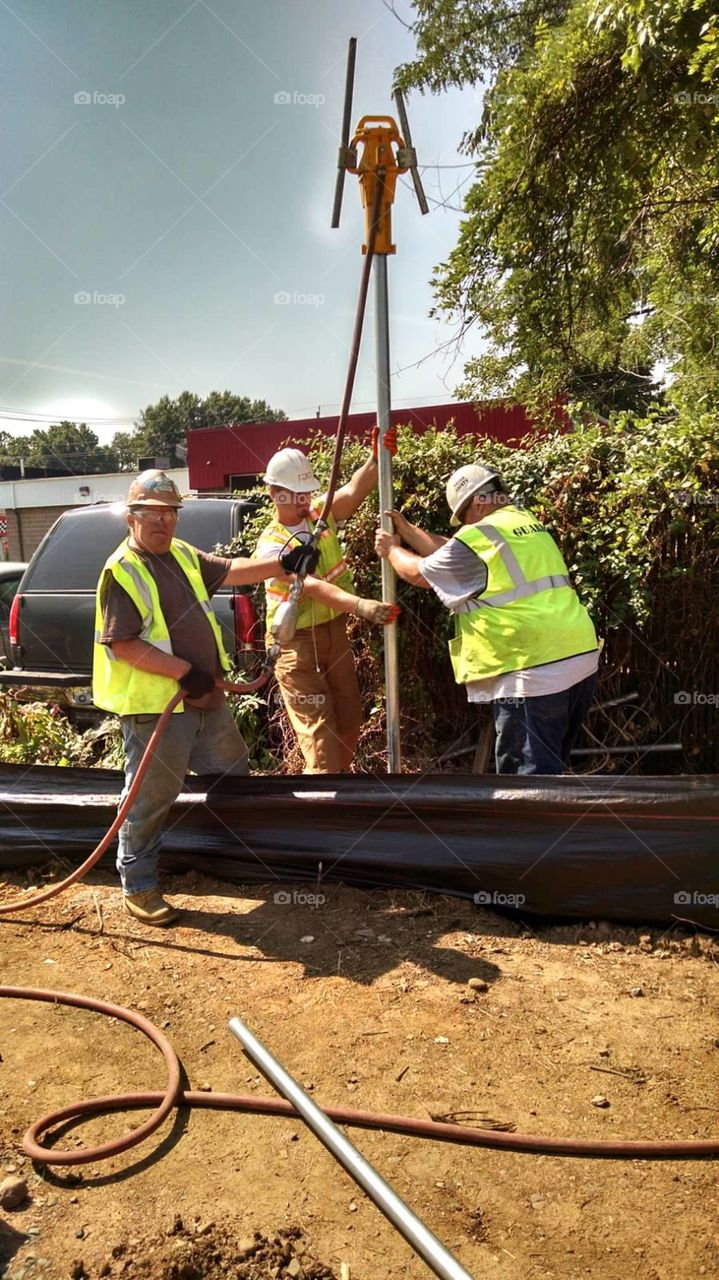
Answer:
[{"left": 0, "top": 469, "right": 190, "bottom": 511}]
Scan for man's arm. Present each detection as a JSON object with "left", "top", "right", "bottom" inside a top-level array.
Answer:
[
  {"left": 330, "top": 425, "right": 398, "bottom": 522},
  {"left": 331, "top": 455, "right": 378, "bottom": 523},
  {"left": 269, "top": 572, "right": 398, "bottom": 625},
  {"left": 110, "top": 638, "right": 191, "bottom": 680},
  {"left": 375, "top": 530, "right": 431, "bottom": 589},
  {"left": 303, "top": 575, "right": 397, "bottom": 623},
  {"left": 385, "top": 509, "right": 447, "bottom": 556},
  {"left": 221, "top": 553, "right": 283, "bottom": 587}
]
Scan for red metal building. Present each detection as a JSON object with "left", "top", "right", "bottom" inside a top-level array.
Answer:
[{"left": 188, "top": 401, "right": 546, "bottom": 492}]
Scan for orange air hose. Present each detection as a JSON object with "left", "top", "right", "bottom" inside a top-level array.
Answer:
[
  {"left": 1, "top": 681, "right": 717, "bottom": 1166},
  {"left": 0, "top": 986, "right": 717, "bottom": 1166}
]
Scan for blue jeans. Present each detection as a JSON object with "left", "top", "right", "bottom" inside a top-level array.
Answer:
[
  {"left": 493, "top": 673, "right": 597, "bottom": 775},
  {"left": 117, "top": 700, "right": 249, "bottom": 894}
]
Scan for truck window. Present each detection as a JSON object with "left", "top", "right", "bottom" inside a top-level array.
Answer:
[
  {"left": 24, "top": 513, "right": 129, "bottom": 591},
  {"left": 22, "top": 501, "right": 238, "bottom": 592}
]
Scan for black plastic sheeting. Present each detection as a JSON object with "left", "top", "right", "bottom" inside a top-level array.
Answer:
[{"left": 1, "top": 764, "right": 718, "bottom": 926}]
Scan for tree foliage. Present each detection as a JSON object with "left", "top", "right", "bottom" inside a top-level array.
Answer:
[
  {"left": 228, "top": 411, "right": 719, "bottom": 772},
  {"left": 0, "top": 422, "right": 120, "bottom": 474},
  {"left": 396, "top": 0, "right": 719, "bottom": 418},
  {"left": 112, "top": 390, "right": 287, "bottom": 469},
  {"left": 0, "top": 393, "right": 287, "bottom": 477}
]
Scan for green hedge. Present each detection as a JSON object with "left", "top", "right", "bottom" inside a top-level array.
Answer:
[{"left": 227, "top": 408, "right": 719, "bottom": 773}]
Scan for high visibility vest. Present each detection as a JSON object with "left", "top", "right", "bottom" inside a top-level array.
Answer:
[
  {"left": 259, "top": 507, "right": 355, "bottom": 632},
  {"left": 448, "top": 505, "right": 598, "bottom": 683},
  {"left": 92, "top": 537, "right": 231, "bottom": 716}
]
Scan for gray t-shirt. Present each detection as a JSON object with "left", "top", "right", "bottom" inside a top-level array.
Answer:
[{"left": 419, "top": 538, "right": 488, "bottom": 610}]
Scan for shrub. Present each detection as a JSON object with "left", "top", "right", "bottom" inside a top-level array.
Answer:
[{"left": 227, "top": 407, "right": 719, "bottom": 773}]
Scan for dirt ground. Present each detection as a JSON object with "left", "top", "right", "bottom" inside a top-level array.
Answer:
[{"left": 0, "top": 867, "right": 718, "bottom": 1280}]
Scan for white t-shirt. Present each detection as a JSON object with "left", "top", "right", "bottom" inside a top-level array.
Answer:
[{"left": 419, "top": 537, "right": 599, "bottom": 702}]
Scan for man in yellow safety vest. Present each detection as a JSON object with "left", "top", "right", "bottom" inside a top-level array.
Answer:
[
  {"left": 375, "top": 464, "right": 599, "bottom": 775},
  {"left": 256, "top": 434, "right": 399, "bottom": 773},
  {"left": 93, "top": 469, "right": 325, "bottom": 927}
]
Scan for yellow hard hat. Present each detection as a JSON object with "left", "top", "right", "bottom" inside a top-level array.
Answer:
[{"left": 126, "top": 470, "right": 183, "bottom": 508}]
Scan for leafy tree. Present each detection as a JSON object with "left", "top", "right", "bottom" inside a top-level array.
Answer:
[
  {"left": 395, "top": 0, "right": 719, "bottom": 418},
  {"left": 0, "top": 422, "right": 119, "bottom": 474},
  {"left": 109, "top": 430, "right": 138, "bottom": 473},
  {"left": 113, "top": 390, "right": 287, "bottom": 469}
]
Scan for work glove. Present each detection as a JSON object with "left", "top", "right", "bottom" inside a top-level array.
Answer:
[
  {"left": 371, "top": 425, "right": 397, "bottom": 460},
  {"left": 279, "top": 539, "right": 320, "bottom": 576},
  {"left": 179, "top": 664, "right": 217, "bottom": 699},
  {"left": 352, "top": 598, "right": 401, "bottom": 626}
]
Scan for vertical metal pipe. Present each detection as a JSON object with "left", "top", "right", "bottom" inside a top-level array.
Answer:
[
  {"left": 374, "top": 254, "right": 401, "bottom": 773},
  {"left": 228, "top": 1016, "right": 476, "bottom": 1280}
]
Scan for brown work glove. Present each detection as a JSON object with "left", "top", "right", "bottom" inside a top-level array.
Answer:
[{"left": 352, "top": 598, "right": 401, "bottom": 626}]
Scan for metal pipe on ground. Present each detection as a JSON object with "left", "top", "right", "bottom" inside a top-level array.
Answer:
[{"left": 229, "top": 1015, "right": 476, "bottom": 1280}]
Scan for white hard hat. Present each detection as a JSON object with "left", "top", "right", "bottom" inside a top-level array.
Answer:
[
  {"left": 446, "top": 463, "right": 500, "bottom": 527},
  {"left": 263, "top": 447, "right": 319, "bottom": 493}
]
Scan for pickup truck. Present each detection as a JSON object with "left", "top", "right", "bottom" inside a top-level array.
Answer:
[{"left": 1, "top": 497, "right": 263, "bottom": 710}]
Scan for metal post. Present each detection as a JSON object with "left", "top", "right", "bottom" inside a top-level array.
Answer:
[
  {"left": 228, "top": 1016, "right": 475, "bottom": 1280},
  {"left": 374, "top": 254, "right": 401, "bottom": 773}
]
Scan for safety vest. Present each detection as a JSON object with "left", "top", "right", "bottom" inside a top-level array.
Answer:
[
  {"left": 92, "top": 537, "right": 231, "bottom": 716},
  {"left": 448, "top": 505, "right": 598, "bottom": 683},
  {"left": 259, "top": 507, "right": 355, "bottom": 633}
]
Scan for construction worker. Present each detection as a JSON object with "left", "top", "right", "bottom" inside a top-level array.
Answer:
[
  {"left": 93, "top": 469, "right": 323, "bottom": 927},
  {"left": 256, "top": 432, "right": 399, "bottom": 773},
  {"left": 375, "top": 464, "right": 599, "bottom": 775}
]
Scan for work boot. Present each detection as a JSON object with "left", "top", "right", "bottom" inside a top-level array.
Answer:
[{"left": 123, "top": 889, "right": 180, "bottom": 927}]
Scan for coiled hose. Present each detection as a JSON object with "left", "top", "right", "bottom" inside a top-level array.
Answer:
[
  {"left": 1, "top": 684, "right": 718, "bottom": 1165},
  {"left": 0, "top": 986, "right": 717, "bottom": 1167}
]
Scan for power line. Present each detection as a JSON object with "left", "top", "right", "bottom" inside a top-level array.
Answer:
[
  {"left": 0, "top": 408, "right": 135, "bottom": 427},
  {"left": 420, "top": 161, "right": 478, "bottom": 170}
]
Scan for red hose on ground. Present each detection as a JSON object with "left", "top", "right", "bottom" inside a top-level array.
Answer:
[
  {"left": 0, "top": 676, "right": 267, "bottom": 915},
  {"left": 0, "top": 987, "right": 717, "bottom": 1166},
  {"left": 2, "top": 681, "right": 717, "bottom": 1166}
]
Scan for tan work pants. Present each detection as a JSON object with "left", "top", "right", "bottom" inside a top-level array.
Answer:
[{"left": 272, "top": 615, "right": 362, "bottom": 773}]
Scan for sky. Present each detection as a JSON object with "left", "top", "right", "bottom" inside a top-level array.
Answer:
[{"left": 1, "top": 0, "right": 481, "bottom": 447}]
